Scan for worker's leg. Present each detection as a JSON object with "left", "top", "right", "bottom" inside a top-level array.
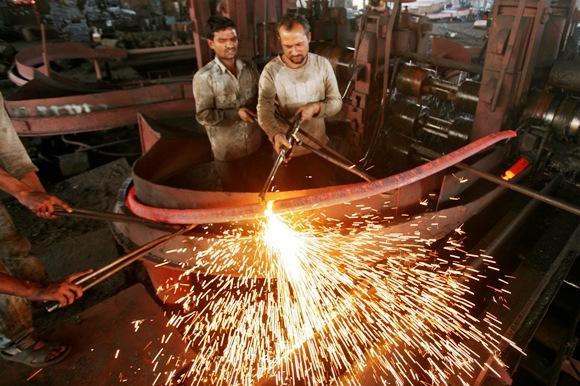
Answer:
[
  {"left": 0, "top": 203, "right": 46, "bottom": 349},
  {"left": 0, "top": 261, "right": 34, "bottom": 350}
]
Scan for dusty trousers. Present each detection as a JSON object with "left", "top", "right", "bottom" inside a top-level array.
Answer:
[{"left": 0, "top": 203, "right": 47, "bottom": 349}]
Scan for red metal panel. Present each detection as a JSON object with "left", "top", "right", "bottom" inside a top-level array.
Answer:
[
  {"left": 5, "top": 83, "right": 189, "bottom": 118},
  {"left": 15, "top": 42, "right": 127, "bottom": 81},
  {"left": 137, "top": 113, "right": 161, "bottom": 153},
  {"left": 12, "top": 99, "right": 194, "bottom": 136},
  {"left": 431, "top": 37, "right": 471, "bottom": 65}
]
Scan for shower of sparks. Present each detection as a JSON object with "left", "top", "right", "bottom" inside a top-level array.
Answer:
[{"left": 154, "top": 202, "right": 517, "bottom": 386}]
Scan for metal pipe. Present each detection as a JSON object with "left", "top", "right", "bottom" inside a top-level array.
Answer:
[
  {"left": 400, "top": 52, "right": 483, "bottom": 74},
  {"left": 296, "top": 127, "right": 359, "bottom": 167},
  {"left": 415, "top": 145, "right": 580, "bottom": 217},
  {"left": 55, "top": 208, "right": 176, "bottom": 230},
  {"left": 455, "top": 162, "right": 580, "bottom": 216},
  {"left": 469, "top": 175, "right": 561, "bottom": 272},
  {"left": 485, "top": 175, "right": 562, "bottom": 255},
  {"left": 46, "top": 225, "right": 194, "bottom": 312},
  {"left": 297, "top": 141, "right": 374, "bottom": 182},
  {"left": 75, "top": 224, "right": 192, "bottom": 286},
  {"left": 81, "top": 225, "right": 194, "bottom": 290}
]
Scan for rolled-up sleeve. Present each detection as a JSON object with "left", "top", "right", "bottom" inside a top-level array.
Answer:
[
  {"left": 257, "top": 67, "right": 288, "bottom": 142},
  {"left": 0, "top": 95, "right": 37, "bottom": 179},
  {"left": 317, "top": 58, "right": 342, "bottom": 118},
  {"left": 192, "top": 73, "right": 239, "bottom": 128}
]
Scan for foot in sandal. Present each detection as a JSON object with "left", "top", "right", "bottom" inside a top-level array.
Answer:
[{"left": 0, "top": 333, "right": 71, "bottom": 367}]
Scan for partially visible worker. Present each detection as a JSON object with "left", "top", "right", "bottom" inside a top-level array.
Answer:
[
  {"left": 0, "top": 92, "right": 88, "bottom": 367},
  {"left": 192, "top": 15, "right": 267, "bottom": 191},
  {"left": 257, "top": 13, "right": 342, "bottom": 191}
]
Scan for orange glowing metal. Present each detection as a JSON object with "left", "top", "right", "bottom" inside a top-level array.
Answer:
[{"left": 501, "top": 157, "right": 529, "bottom": 181}]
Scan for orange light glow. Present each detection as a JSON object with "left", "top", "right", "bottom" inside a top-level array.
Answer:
[
  {"left": 501, "top": 157, "right": 529, "bottom": 181},
  {"left": 153, "top": 202, "right": 519, "bottom": 385}
]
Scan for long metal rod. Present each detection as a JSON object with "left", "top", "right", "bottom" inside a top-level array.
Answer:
[
  {"left": 484, "top": 175, "right": 562, "bottom": 256},
  {"left": 400, "top": 52, "right": 483, "bottom": 74},
  {"left": 297, "top": 141, "right": 374, "bottom": 182},
  {"left": 468, "top": 175, "right": 561, "bottom": 273},
  {"left": 46, "top": 225, "right": 194, "bottom": 312},
  {"left": 455, "top": 161, "right": 580, "bottom": 216},
  {"left": 296, "top": 128, "right": 358, "bottom": 167},
  {"left": 414, "top": 145, "right": 580, "bottom": 217},
  {"left": 55, "top": 208, "right": 175, "bottom": 230}
]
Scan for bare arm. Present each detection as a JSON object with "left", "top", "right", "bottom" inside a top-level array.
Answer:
[
  {"left": 0, "top": 97, "right": 70, "bottom": 217},
  {"left": 192, "top": 73, "right": 239, "bottom": 127},
  {"left": 19, "top": 170, "right": 46, "bottom": 193},
  {"left": 0, "top": 271, "right": 89, "bottom": 307},
  {"left": 0, "top": 168, "right": 71, "bottom": 218}
]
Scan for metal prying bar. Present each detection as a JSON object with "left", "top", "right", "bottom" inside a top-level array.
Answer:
[
  {"left": 258, "top": 118, "right": 302, "bottom": 202},
  {"left": 293, "top": 130, "right": 392, "bottom": 198},
  {"left": 54, "top": 207, "right": 177, "bottom": 231},
  {"left": 295, "top": 139, "right": 374, "bottom": 182},
  {"left": 292, "top": 128, "right": 375, "bottom": 182},
  {"left": 46, "top": 224, "right": 195, "bottom": 312}
]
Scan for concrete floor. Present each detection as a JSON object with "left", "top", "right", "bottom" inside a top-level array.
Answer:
[
  {"left": 1, "top": 158, "right": 158, "bottom": 344},
  {"left": 0, "top": 284, "right": 193, "bottom": 386}
]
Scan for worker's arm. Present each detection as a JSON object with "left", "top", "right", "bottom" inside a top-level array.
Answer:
[
  {"left": 257, "top": 67, "right": 290, "bottom": 143},
  {"left": 0, "top": 98, "right": 71, "bottom": 218},
  {"left": 0, "top": 168, "right": 71, "bottom": 219},
  {"left": 192, "top": 72, "right": 240, "bottom": 127},
  {"left": 317, "top": 57, "right": 342, "bottom": 118},
  {"left": 294, "top": 57, "right": 342, "bottom": 122},
  {"left": 0, "top": 271, "right": 88, "bottom": 307}
]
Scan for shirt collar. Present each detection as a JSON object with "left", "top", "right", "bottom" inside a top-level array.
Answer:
[{"left": 214, "top": 56, "right": 244, "bottom": 75}]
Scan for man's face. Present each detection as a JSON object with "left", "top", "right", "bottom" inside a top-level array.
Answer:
[
  {"left": 208, "top": 27, "right": 238, "bottom": 60},
  {"left": 279, "top": 23, "right": 310, "bottom": 66}
]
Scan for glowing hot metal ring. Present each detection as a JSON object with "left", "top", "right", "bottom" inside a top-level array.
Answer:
[{"left": 126, "top": 131, "right": 517, "bottom": 224}]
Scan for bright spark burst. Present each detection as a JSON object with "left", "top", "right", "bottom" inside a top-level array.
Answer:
[{"left": 156, "top": 202, "right": 516, "bottom": 386}]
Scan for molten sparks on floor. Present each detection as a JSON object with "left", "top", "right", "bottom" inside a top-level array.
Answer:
[{"left": 159, "top": 202, "right": 516, "bottom": 386}]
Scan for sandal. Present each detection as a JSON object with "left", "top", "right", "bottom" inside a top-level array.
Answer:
[{"left": 0, "top": 331, "right": 71, "bottom": 368}]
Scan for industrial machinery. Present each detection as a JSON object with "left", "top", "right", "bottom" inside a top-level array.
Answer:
[{"left": 108, "top": 1, "right": 580, "bottom": 385}]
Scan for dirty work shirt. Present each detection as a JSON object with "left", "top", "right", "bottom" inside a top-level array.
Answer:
[
  {"left": 193, "top": 57, "right": 263, "bottom": 161},
  {"left": 257, "top": 53, "right": 342, "bottom": 157},
  {"left": 0, "top": 93, "right": 46, "bottom": 349},
  {"left": 0, "top": 93, "right": 38, "bottom": 179}
]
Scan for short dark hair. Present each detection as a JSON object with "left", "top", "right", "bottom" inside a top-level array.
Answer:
[
  {"left": 277, "top": 13, "right": 311, "bottom": 35},
  {"left": 207, "top": 15, "right": 236, "bottom": 40}
]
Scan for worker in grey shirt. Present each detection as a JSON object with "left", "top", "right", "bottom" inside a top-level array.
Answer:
[
  {"left": 0, "top": 92, "right": 88, "bottom": 367},
  {"left": 257, "top": 13, "right": 342, "bottom": 191},
  {"left": 193, "top": 16, "right": 266, "bottom": 192}
]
